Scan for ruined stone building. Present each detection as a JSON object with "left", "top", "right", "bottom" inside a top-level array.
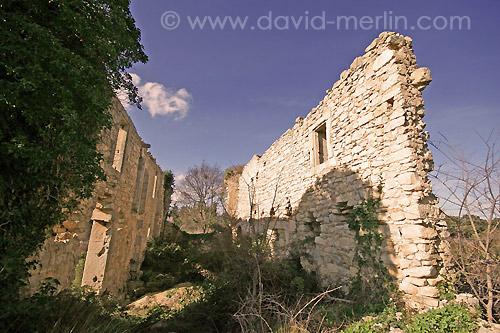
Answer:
[
  {"left": 227, "top": 32, "right": 449, "bottom": 308},
  {"left": 28, "top": 97, "right": 166, "bottom": 295}
]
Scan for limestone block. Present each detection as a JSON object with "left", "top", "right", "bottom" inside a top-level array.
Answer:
[
  {"left": 406, "top": 277, "right": 426, "bottom": 287},
  {"left": 405, "top": 266, "right": 437, "bottom": 278},
  {"left": 398, "top": 197, "right": 411, "bottom": 207},
  {"left": 387, "top": 34, "right": 405, "bottom": 49},
  {"left": 387, "top": 148, "right": 414, "bottom": 163},
  {"left": 404, "top": 36, "right": 413, "bottom": 48},
  {"left": 400, "top": 278, "right": 419, "bottom": 295},
  {"left": 418, "top": 286, "right": 439, "bottom": 298},
  {"left": 411, "top": 67, "right": 432, "bottom": 91},
  {"left": 397, "top": 172, "right": 419, "bottom": 186},
  {"left": 400, "top": 242, "right": 418, "bottom": 255},
  {"left": 325, "top": 263, "right": 338, "bottom": 275},
  {"left": 365, "top": 38, "right": 379, "bottom": 53},
  {"left": 415, "top": 251, "right": 433, "bottom": 261},
  {"left": 373, "top": 50, "right": 394, "bottom": 71},
  {"left": 455, "top": 293, "right": 479, "bottom": 307},
  {"left": 390, "top": 210, "right": 405, "bottom": 221},
  {"left": 402, "top": 205, "right": 421, "bottom": 219},
  {"left": 419, "top": 296, "right": 440, "bottom": 308},
  {"left": 91, "top": 209, "right": 112, "bottom": 223},
  {"left": 384, "top": 177, "right": 398, "bottom": 190},
  {"left": 381, "top": 74, "right": 401, "bottom": 92},
  {"left": 398, "top": 258, "right": 412, "bottom": 270},
  {"left": 401, "top": 225, "right": 437, "bottom": 240},
  {"left": 63, "top": 220, "right": 80, "bottom": 232},
  {"left": 420, "top": 259, "right": 438, "bottom": 266},
  {"left": 315, "top": 236, "right": 327, "bottom": 246},
  {"left": 385, "top": 116, "right": 405, "bottom": 132},
  {"left": 54, "top": 226, "right": 67, "bottom": 234},
  {"left": 417, "top": 243, "right": 432, "bottom": 252}
]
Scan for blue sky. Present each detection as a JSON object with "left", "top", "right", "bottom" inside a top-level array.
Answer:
[{"left": 126, "top": 0, "right": 500, "bottom": 178}]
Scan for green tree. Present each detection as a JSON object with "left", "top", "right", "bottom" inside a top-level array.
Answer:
[
  {"left": 163, "top": 170, "right": 175, "bottom": 217},
  {"left": 0, "top": 0, "right": 147, "bottom": 309},
  {"left": 160, "top": 170, "right": 175, "bottom": 236}
]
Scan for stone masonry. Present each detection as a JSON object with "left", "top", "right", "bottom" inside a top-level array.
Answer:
[
  {"left": 28, "top": 97, "right": 167, "bottom": 296},
  {"left": 228, "top": 32, "right": 449, "bottom": 308}
]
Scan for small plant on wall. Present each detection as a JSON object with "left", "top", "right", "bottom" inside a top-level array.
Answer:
[{"left": 338, "top": 185, "right": 394, "bottom": 309}]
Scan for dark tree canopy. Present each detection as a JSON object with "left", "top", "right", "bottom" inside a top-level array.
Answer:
[{"left": 0, "top": 0, "right": 147, "bottom": 308}]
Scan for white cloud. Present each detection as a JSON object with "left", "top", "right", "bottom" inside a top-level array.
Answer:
[
  {"left": 175, "top": 173, "right": 186, "bottom": 182},
  {"left": 131, "top": 73, "right": 192, "bottom": 119},
  {"left": 115, "top": 87, "right": 132, "bottom": 108},
  {"left": 170, "top": 173, "right": 186, "bottom": 204},
  {"left": 130, "top": 73, "right": 141, "bottom": 86}
]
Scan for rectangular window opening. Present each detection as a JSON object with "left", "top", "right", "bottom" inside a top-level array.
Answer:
[
  {"left": 112, "top": 124, "right": 128, "bottom": 172},
  {"left": 152, "top": 175, "right": 158, "bottom": 199},
  {"left": 139, "top": 169, "right": 150, "bottom": 214},
  {"left": 314, "top": 123, "right": 328, "bottom": 165},
  {"left": 132, "top": 156, "right": 145, "bottom": 213}
]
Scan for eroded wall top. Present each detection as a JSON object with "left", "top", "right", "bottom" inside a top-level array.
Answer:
[
  {"left": 231, "top": 31, "right": 447, "bottom": 309},
  {"left": 29, "top": 98, "right": 166, "bottom": 296}
]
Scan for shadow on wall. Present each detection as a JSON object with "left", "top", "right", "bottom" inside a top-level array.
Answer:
[{"left": 240, "top": 166, "right": 396, "bottom": 289}]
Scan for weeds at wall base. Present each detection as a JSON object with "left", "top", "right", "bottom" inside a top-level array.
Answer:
[{"left": 1, "top": 221, "right": 486, "bottom": 332}]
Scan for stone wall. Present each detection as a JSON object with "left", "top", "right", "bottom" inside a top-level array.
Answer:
[
  {"left": 228, "top": 32, "right": 449, "bottom": 308},
  {"left": 28, "top": 97, "right": 166, "bottom": 296}
]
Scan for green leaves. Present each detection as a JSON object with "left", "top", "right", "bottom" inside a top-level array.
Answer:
[
  {"left": 408, "top": 303, "right": 478, "bottom": 333},
  {"left": 346, "top": 196, "right": 384, "bottom": 269},
  {"left": 0, "top": 0, "right": 147, "bottom": 314},
  {"left": 344, "top": 194, "right": 392, "bottom": 307}
]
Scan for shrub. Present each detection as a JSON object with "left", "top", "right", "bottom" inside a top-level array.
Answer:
[
  {"left": 343, "top": 304, "right": 408, "bottom": 333},
  {"left": 408, "top": 303, "right": 478, "bottom": 333},
  {"left": 136, "top": 224, "right": 320, "bottom": 332},
  {"left": 2, "top": 288, "right": 133, "bottom": 333}
]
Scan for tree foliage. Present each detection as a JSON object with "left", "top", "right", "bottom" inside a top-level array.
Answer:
[
  {"left": 163, "top": 170, "right": 175, "bottom": 218},
  {"left": 0, "top": 0, "right": 147, "bottom": 308},
  {"left": 174, "top": 162, "right": 224, "bottom": 232}
]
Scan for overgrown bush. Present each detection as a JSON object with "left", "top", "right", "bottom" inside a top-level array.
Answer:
[
  {"left": 408, "top": 303, "right": 478, "bottom": 333},
  {"left": 136, "top": 224, "right": 320, "bottom": 332},
  {"left": 343, "top": 304, "right": 407, "bottom": 333},
  {"left": 344, "top": 302, "right": 478, "bottom": 333},
  {"left": 137, "top": 196, "right": 404, "bottom": 332},
  {"left": 2, "top": 287, "right": 133, "bottom": 333}
]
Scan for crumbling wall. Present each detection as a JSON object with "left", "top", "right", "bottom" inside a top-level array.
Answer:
[
  {"left": 223, "top": 167, "right": 243, "bottom": 218},
  {"left": 28, "top": 98, "right": 166, "bottom": 296},
  {"left": 230, "top": 32, "right": 448, "bottom": 308}
]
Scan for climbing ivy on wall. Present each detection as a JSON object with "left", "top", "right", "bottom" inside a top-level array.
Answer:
[
  {"left": 338, "top": 186, "right": 394, "bottom": 308},
  {"left": 346, "top": 196, "right": 384, "bottom": 272}
]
